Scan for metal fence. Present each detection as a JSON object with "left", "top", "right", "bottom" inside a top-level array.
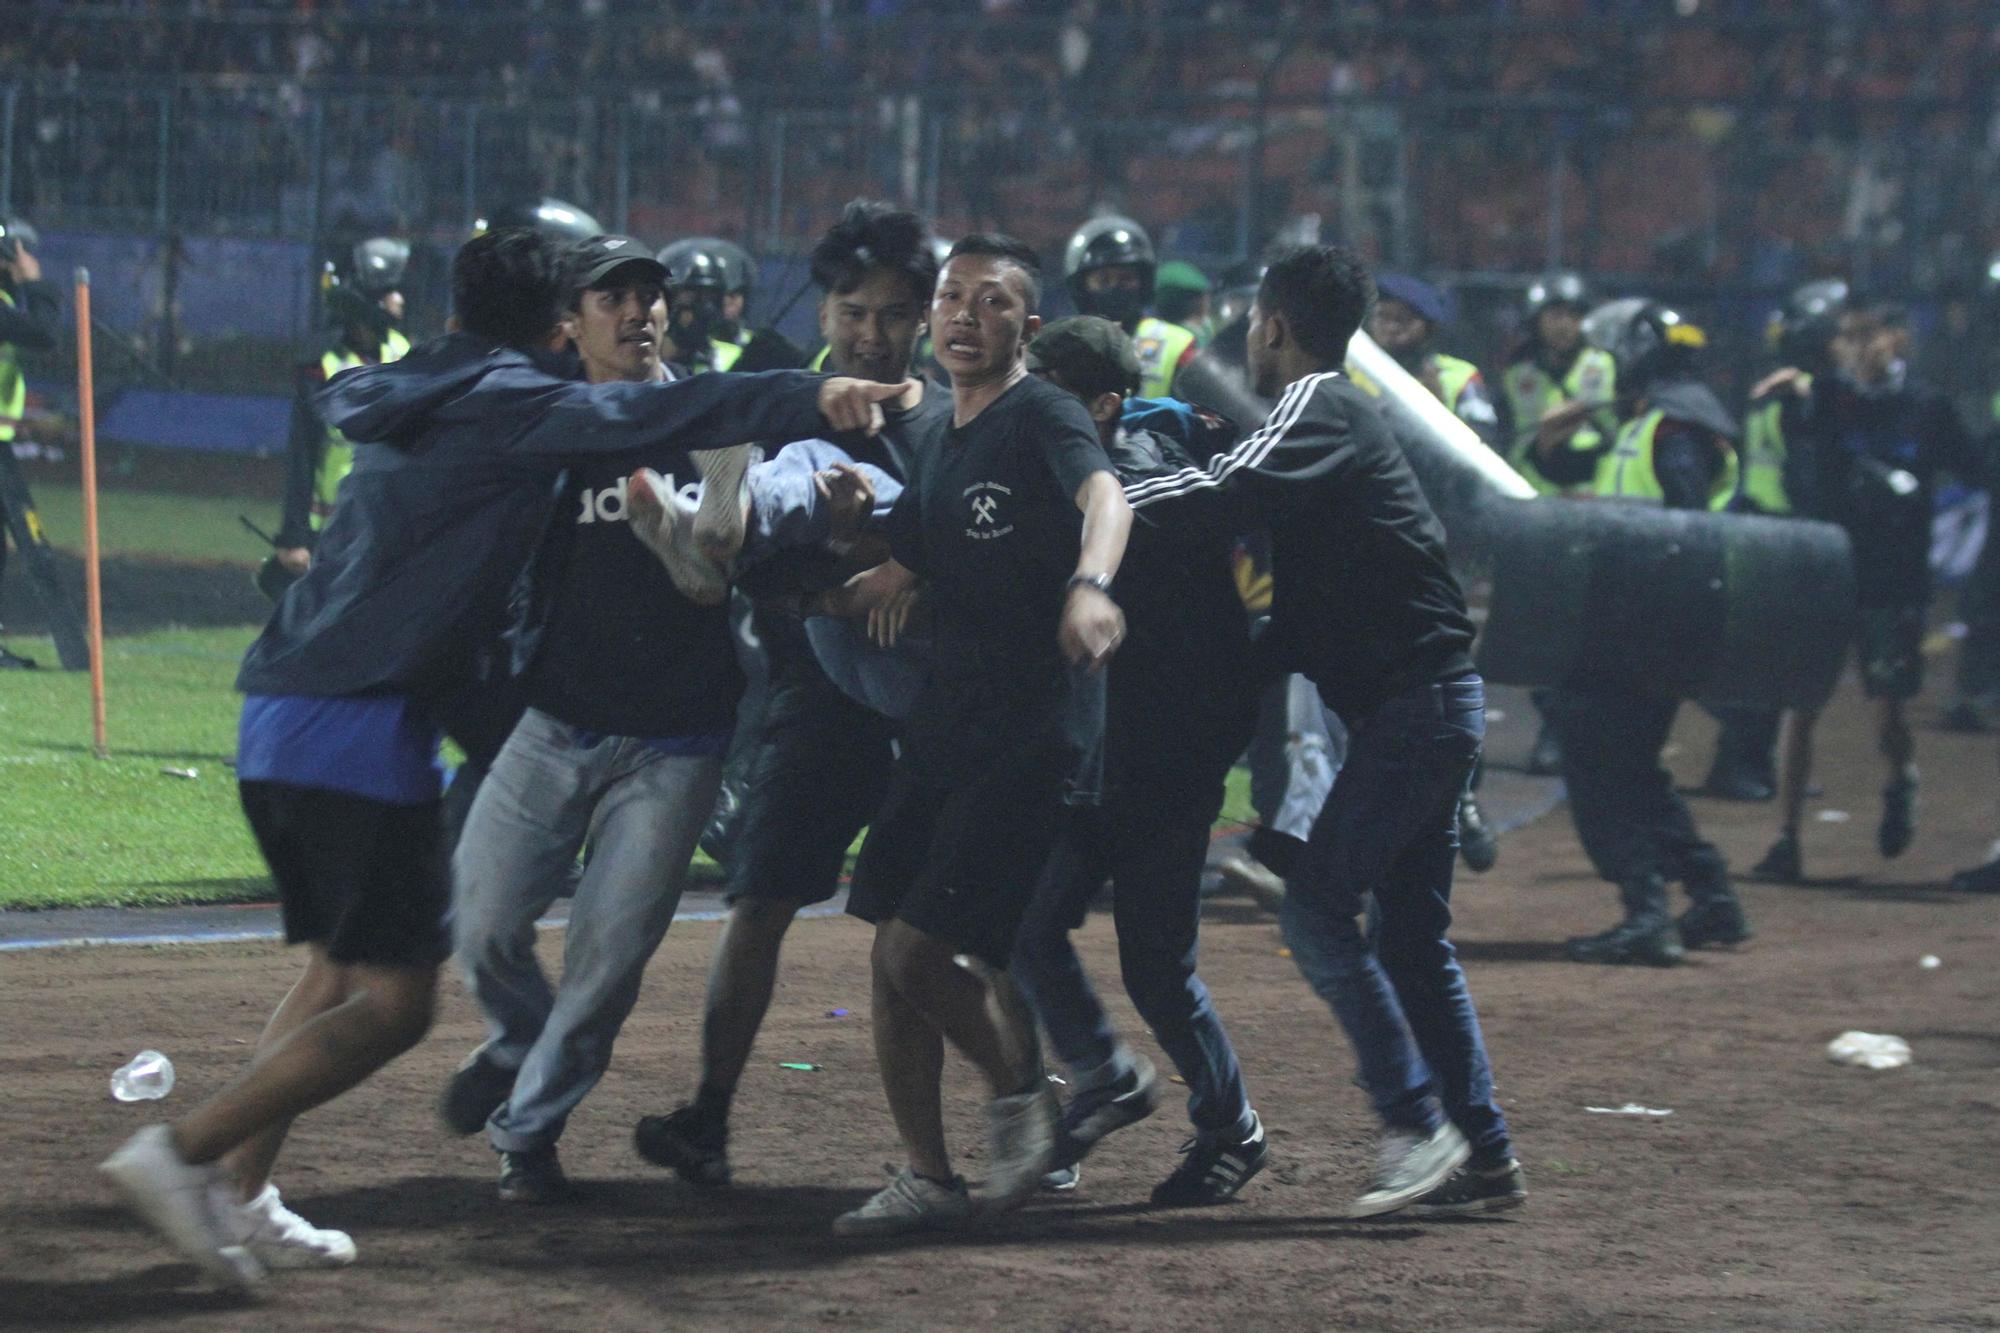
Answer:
[{"left": 2, "top": 55, "right": 1996, "bottom": 399}]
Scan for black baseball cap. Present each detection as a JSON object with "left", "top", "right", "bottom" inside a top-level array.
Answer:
[
  {"left": 567, "top": 234, "right": 668, "bottom": 291},
  {"left": 1026, "top": 316, "right": 1141, "bottom": 398}
]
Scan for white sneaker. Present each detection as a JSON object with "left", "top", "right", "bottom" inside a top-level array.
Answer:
[
  {"left": 99, "top": 1126, "right": 265, "bottom": 1292},
  {"left": 979, "top": 1085, "right": 1057, "bottom": 1211},
  {"left": 627, "top": 468, "right": 728, "bottom": 605},
  {"left": 689, "top": 445, "right": 756, "bottom": 564},
  {"left": 832, "top": 1167, "right": 972, "bottom": 1237},
  {"left": 1349, "top": 1121, "right": 1470, "bottom": 1219},
  {"left": 233, "top": 1185, "right": 357, "bottom": 1269}
]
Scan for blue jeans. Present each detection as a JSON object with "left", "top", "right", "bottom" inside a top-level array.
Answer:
[
  {"left": 1279, "top": 674, "right": 1511, "bottom": 1165},
  {"left": 452, "top": 709, "right": 723, "bottom": 1154}
]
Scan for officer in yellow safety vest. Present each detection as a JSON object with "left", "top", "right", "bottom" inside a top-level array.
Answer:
[
  {"left": 1500, "top": 272, "right": 1621, "bottom": 496},
  {"left": 1146, "top": 260, "right": 1212, "bottom": 394},
  {"left": 656, "top": 239, "right": 748, "bottom": 373},
  {"left": 1367, "top": 272, "right": 1501, "bottom": 448},
  {"left": 0, "top": 216, "right": 59, "bottom": 670},
  {"left": 1547, "top": 297, "right": 1750, "bottom": 967},
  {"left": 273, "top": 238, "right": 413, "bottom": 581},
  {"left": 1061, "top": 214, "right": 1200, "bottom": 399}
]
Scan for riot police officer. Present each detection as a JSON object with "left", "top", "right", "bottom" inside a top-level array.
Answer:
[
  {"left": 1552, "top": 299, "right": 1750, "bottom": 965},
  {"left": 1062, "top": 214, "right": 1198, "bottom": 399},
  {"left": 1702, "top": 279, "right": 1848, "bottom": 800},
  {"left": 272, "top": 236, "right": 412, "bottom": 579},
  {"left": 1499, "top": 272, "right": 1621, "bottom": 493},
  {"left": 1368, "top": 273, "right": 1501, "bottom": 448},
  {"left": 1500, "top": 272, "right": 1622, "bottom": 775},
  {"left": 0, "top": 216, "right": 58, "bottom": 670},
  {"left": 657, "top": 238, "right": 748, "bottom": 373}
]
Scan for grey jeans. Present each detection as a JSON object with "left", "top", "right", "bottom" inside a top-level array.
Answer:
[{"left": 452, "top": 707, "right": 723, "bottom": 1153}]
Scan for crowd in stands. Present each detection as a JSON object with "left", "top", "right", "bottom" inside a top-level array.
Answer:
[{"left": 2, "top": 2, "right": 1997, "bottom": 321}]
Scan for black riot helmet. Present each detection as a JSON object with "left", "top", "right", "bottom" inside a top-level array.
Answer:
[
  {"left": 476, "top": 198, "right": 604, "bottom": 246},
  {"left": 655, "top": 238, "right": 735, "bottom": 297},
  {"left": 1063, "top": 215, "right": 1157, "bottom": 328},
  {"left": 1767, "top": 278, "right": 1848, "bottom": 373},
  {"left": 1582, "top": 297, "right": 1707, "bottom": 397},
  {"left": 1524, "top": 270, "right": 1591, "bottom": 320},
  {"left": 349, "top": 236, "right": 410, "bottom": 299}
]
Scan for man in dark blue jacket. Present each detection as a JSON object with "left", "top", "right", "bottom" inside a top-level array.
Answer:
[{"left": 98, "top": 227, "right": 908, "bottom": 1292}]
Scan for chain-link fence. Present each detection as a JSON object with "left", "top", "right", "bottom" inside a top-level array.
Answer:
[{"left": 2, "top": 8, "right": 1997, "bottom": 402}]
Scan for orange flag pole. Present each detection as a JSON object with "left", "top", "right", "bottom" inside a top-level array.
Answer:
[{"left": 75, "top": 268, "right": 107, "bottom": 758}]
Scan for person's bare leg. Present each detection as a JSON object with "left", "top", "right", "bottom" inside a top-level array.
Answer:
[
  {"left": 876, "top": 918, "right": 1037, "bottom": 1097},
  {"left": 871, "top": 931, "right": 951, "bottom": 1181},
  {"left": 219, "top": 948, "right": 353, "bottom": 1199},
  {"left": 172, "top": 963, "right": 438, "bottom": 1166},
  {"left": 699, "top": 898, "right": 805, "bottom": 1098}
]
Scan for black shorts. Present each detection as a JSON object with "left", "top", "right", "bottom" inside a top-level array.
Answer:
[
  {"left": 724, "top": 663, "right": 897, "bottom": 907},
  {"left": 240, "top": 780, "right": 450, "bottom": 969},
  {"left": 1856, "top": 606, "right": 1925, "bottom": 701},
  {"left": 846, "top": 726, "right": 1083, "bottom": 969}
]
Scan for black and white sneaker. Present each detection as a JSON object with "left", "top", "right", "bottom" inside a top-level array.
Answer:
[
  {"left": 1150, "top": 1112, "right": 1268, "bottom": 1207},
  {"left": 1408, "top": 1159, "right": 1528, "bottom": 1218},
  {"left": 1052, "top": 1054, "right": 1161, "bottom": 1169},
  {"left": 634, "top": 1105, "right": 731, "bottom": 1188}
]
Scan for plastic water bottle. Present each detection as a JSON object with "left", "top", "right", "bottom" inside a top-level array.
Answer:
[{"left": 110, "top": 1050, "right": 175, "bottom": 1102}]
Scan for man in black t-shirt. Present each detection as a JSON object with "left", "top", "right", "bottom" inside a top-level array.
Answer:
[
  {"left": 1123, "top": 246, "right": 1522, "bottom": 1221},
  {"left": 826, "top": 235, "right": 1132, "bottom": 1236}
]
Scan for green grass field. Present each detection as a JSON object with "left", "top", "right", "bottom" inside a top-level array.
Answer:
[
  {"left": 2, "top": 487, "right": 1259, "bottom": 914},
  {"left": 0, "top": 624, "right": 269, "bottom": 908},
  {"left": 27, "top": 483, "right": 269, "bottom": 565}
]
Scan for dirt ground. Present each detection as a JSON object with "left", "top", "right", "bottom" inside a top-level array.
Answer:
[{"left": 4, "top": 676, "right": 1998, "bottom": 1332}]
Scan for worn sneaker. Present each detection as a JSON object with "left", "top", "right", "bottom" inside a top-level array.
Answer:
[
  {"left": 233, "top": 1185, "right": 356, "bottom": 1269},
  {"left": 627, "top": 467, "right": 728, "bottom": 605},
  {"left": 1349, "top": 1121, "right": 1470, "bottom": 1219},
  {"left": 497, "top": 1146, "right": 570, "bottom": 1204},
  {"left": 1408, "top": 1159, "right": 1528, "bottom": 1218},
  {"left": 1040, "top": 1163, "right": 1081, "bottom": 1192},
  {"left": 633, "top": 1105, "right": 730, "bottom": 1188},
  {"left": 1879, "top": 777, "right": 1916, "bottom": 859},
  {"left": 832, "top": 1167, "right": 972, "bottom": 1237},
  {"left": 1150, "top": 1112, "right": 1269, "bottom": 1207},
  {"left": 437, "top": 1047, "right": 516, "bottom": 1137},
  {"left": 978, "top": 1085, "right": 1057, "bottom": 1211},
  {"left": 1215, "top": 854, "right": 1286, "bottom": 913},
  {"left": 99, "top": 1126, "right": 265, "bottom": 1293},
  {"left": 1052, "top": 1054, "right": 1161, "bottom": 1169},
  {"left": 689, "top": 445, "right": 756, "bottom": 564}
]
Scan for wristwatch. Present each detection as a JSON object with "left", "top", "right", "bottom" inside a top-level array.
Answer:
[{"left": 1066, "top": 572, "right": 1114, "bottom": 597}]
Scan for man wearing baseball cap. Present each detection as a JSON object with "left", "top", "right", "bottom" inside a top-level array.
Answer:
[
  {"left": 438, "top": 233, "right": 757, "bottom": 1203},
  {"left": 1011, "top": 316, "right": 1271, "bottom": 1205}
]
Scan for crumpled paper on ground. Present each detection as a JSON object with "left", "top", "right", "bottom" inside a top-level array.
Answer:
[{"left": 1826, "top": 1031, "right": 1912, "bottom": 1070}]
